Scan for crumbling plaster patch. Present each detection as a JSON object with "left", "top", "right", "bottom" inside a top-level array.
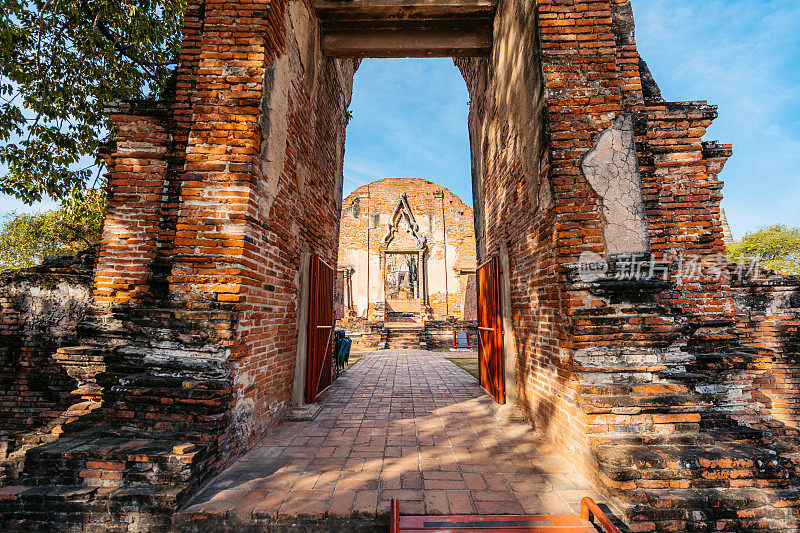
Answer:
[
  {"left": 488, "top": 0, "right": 552, "bottom": 216},
  {"left": 257, "top": 0, "right": 320, "bottom": 222},
  {"left": 582, "top": 113, "right": 650, "bottom": 255},
  {"left": 258, "top": 52, "right": 290, "bottom": 221}
]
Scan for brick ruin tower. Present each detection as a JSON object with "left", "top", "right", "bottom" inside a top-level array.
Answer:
[{"left": 0, "top": 0, "right": 799, "bottom": 531}]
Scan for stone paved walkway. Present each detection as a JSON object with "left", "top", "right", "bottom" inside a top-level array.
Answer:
[{"left": 179, "top": 350, "right": 608, "bottom": 524}]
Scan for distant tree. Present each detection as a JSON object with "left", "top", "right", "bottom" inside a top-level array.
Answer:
[
  {"left": 0, "top": 192, "right": 104, "bottom": 270},
  {"left": 727, "top": 225, "right": 800, "bottom": 275},
  {"left": 0, "top": 0, "right": 185, "bottom": 205}
]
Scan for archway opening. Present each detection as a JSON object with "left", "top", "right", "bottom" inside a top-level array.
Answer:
[{"left": 332, "top": 58, "right": 480, "bottom": 357}]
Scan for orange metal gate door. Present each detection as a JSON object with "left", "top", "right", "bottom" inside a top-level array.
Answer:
[
  {"left": 477, "top": 256, "right": 505, "bottom": 405},
  {"left": 305, "top": 255, "right": 335, "bottom": 404}
]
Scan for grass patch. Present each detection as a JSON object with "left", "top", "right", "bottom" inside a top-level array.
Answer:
[
  {"left": 344, "top": 356, "right": 362, "bottom": 372},
  {"left": 447, "top": 357, "right": 479, "bottom": 380},
  {"left": 335, "top": 356, "right": 363, "bottom": 381}
]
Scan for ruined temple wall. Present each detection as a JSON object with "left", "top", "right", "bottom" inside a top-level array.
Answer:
[
  {"left": 459, "top": 0, "right": 738, "bottom": 468},
  {"left": 338, "top": 178, "right": 477, "bottom": 319},
  {"left": 14, "top": 0, "right": 799, "bottom": 528},
  {"left": 531, "top": 0, "right": 736, "bottom": 357},
  {"left": 226, "top": 7, "right": 355, "bottom": 447},
  {"left": 457, "top": 0, "right": 579, "bottom": 450},
  {"left": 88, "top": 0, "right": 744, "bottom": 477},
  {"left": 733, "top": 271, "right": 800, "bottom": 428},
  {"left": 94, "top": 0, "right": 205, "bottom": 306},
  {"left": 92, "top": 0, "right": 357, "bottom": 458},
  {"left": 0, "top": 253, "right": 93, "bottom": 461},
  {"left": 502, "top": 4, "right": 800, "bottom": 530},
  {"left": 178, "top": 0, "right": 355, "bottom": 448},
  {"left": 554, "top": 2, "right": 736, "bottom": 365}
]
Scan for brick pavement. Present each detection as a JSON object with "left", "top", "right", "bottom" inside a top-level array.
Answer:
[{"left": 178, "top": 350, "right": 608, "bottom": 525}]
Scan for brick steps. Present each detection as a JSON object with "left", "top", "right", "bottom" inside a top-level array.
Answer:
[
  {"left": 591, "top": 430, "right": 800, "bottom": 529},
  {"left": 588, "top": 431, "right": 714, "bottom": 446},
  {"left": 758, "top": 419, "right": 800, "bottom": 438},
  {"left": 579, "top": 393, "right": 710, "bottom": 413},
  {"left": 0, "top": 400, "right": 103, "bottom": 484},
  {"left": 0, "top": 428, "right": 208, "bottom": 530},
  {"left": 616, "top": 487, "right": 800, "bottom": 531},
  {"left": 21, "top": 431, "right": 203, "bottom": 486},
  {"left": 53, "top": 345, "right": 112, "bottom": 402},
  {"left": 383, "top": 327, "right": 425, "bottom": 349},
  {"left": 96, "top": 372, "right": 231, "bottom": 441},
  {"left": 0, "top": 306, "right": 234, "bottom": 527},
  {"left": 575, "top": 346, "right": 800, "bottom": 530},
  {"left": 385, "top": 311, "right": 420, "bottom": 323},
  {"left": 576, "top": 378, "right": 714, "bottom": 435},
  {"left": 0, "top": 483, "right": 178, "bottom": 531},
  {"left": 578, "top": 382, "right": 691, "bottom": 395},
  {"left": 593, "top": 443, "right": 795, "bottom": 484}
]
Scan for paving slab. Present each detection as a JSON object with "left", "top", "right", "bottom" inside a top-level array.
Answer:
[{"left": 178, "top": 350, "right": 613, "bottom": 525}]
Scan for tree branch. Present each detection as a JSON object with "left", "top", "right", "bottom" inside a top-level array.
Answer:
[{"left": 79, "top": 0, "right": 170, "bottom": 72}]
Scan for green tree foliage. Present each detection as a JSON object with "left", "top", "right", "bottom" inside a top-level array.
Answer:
[
  {"left": 0, "top": 0, "right": 185, "bottom": 204},
  {"left": 0, "top": 192, "right": 104, "bottom": 270},
  {"left": 727, "top": 225, "right": 800, "bottom": 276}
]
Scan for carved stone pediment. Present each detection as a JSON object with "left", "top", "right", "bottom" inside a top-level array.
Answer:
[{"left": 383, "top": 194, "right": 427, "bottom": 250}]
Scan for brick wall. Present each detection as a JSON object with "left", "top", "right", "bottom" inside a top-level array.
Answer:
[
  {"left": 462, "top": 1, "right": 800, "bottom": 529},
  {"left": 0, "top": 251, "right": 94, "bottom": 478},
  {"left": 733, "top": 270, "right": 800, "bottom": 428},
  {"left": 457, "top": 0, "right": 739, "bottom": 462},
  {"left": 89, "top": 0, "right": 358, "bottom": 466},
  {"left": 457, "top": 0, "right": 581, "bottom": 459}
]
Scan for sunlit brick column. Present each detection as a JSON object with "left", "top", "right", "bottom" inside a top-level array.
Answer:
[
  {"left": 155, "top": 0, "right": 355, "bottom": 448},
  {"left": 517, "top": 0, "right": 629, "bottom": 454},
  {"left": 94, "top": 104, "right": 171, "bottom": 304},
  {"left": 168, "top": 0, "right": 282, "bottom": 308}
]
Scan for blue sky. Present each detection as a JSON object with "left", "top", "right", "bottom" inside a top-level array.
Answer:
[{"left": 2, "top": 0, "right": 798, "bottom": 240}]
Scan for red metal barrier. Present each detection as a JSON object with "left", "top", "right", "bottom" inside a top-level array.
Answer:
[
  {"left": 580, "top": 497, "right": 621, "bottom": 533},
  {"left": 390, "top": 497, "right": 620, "bottom": 532},
  {"left": 391, "top": 498, "right": 400, "bottom": 533}
]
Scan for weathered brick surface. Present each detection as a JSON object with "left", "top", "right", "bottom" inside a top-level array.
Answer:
[
  {"left": 3, "top": 0, "right": 357, "bottom": 528},
  {"left": 732, "top": 270, "right": 800, "bottom": 429},
  {"left": 456, "top": 0, "right": 800, "bottom": 530},
  {"left": 0, "top": 251, "right": 94, "bottom": 482},
  {"left": 93, "top": 0, "right": 358, "bottom": 458}
]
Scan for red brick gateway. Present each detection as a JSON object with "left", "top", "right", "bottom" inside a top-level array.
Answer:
[{"left": 1, "top": 0, "right": 800, "bottom": 531}]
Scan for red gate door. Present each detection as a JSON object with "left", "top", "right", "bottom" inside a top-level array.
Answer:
[
  {"left": 477, "top": 256, "right": 505, "bottom": 404},
  {"left": 306, "top": 255, "right": 335, "bottom": 404}
]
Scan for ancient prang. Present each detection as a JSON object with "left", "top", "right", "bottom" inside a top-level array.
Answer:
[{"left": 1, "top": 0, "right": 799, "bottom": 531}]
